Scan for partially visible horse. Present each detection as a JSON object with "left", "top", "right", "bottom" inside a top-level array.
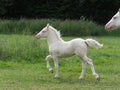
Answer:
[
  {"left": 35, "top": 24, "right": 103, "bottom": 80},
  {"left": 105, "top": 8, "right": 120, "bottom": 31}
]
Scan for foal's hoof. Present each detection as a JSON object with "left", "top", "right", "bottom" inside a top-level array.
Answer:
[
  {"left": 55, "top": 75, "right": 59, "bottom": 78},
  {"left": 79, "top": 76, "right": 84, "bottom": 80},
  {"left": 79, "top": 78, "right": 84, "bottom": 80},
  {"left": 96, "top": 77, "right": 100, "bottom": 81},
  {"left": 49, "top": 69, "right": 53, "bottom": 73}
]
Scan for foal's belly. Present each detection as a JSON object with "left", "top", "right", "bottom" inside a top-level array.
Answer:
[
  {"left": 49, "top": 44, "right": 75, "bottom": 58},
  {"left": 50, "top": 49, "right": 74, "bottom": 58},
  {"left": 58, "top": 50, "right": 75, "bottom": 57}
]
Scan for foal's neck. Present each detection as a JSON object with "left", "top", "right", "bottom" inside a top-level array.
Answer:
[{"left": 47, "top": 29, "right": 63, "bottom": 45}]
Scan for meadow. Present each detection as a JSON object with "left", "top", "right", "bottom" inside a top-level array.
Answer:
[
  {"left": 0, "top": 34, "right": 120, "bottom": 90},
  {"left": 0, "top": 19, "right": 120, "bottom": 90}
]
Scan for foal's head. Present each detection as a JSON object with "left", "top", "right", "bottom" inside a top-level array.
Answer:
[
  {"left": 105, "top": 9, "right": 120, "bottom": 31},
  {"left": 35, "top": 24, "right": 50, "bottom": 39}
]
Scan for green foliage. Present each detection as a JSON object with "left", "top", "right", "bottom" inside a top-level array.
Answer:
[
  {"left": 1, "top": 19, "right": 120, "bottom": 36},
  {"left": 0, "top": 0, "right": 120, "bottom": 23}
]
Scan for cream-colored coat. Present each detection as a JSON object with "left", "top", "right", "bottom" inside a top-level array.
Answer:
[{"left": 35, "top": 24, "right": 103, "bottom": 80}]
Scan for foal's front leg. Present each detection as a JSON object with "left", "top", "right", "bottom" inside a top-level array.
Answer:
[
  {"left": 53, "top": 56, "right": 59, "bottom": 78},
  {"left": 46, "top": 55, "right": 53, "bottom": 73}
]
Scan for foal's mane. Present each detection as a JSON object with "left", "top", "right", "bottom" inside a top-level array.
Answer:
[{"left": 49, "top": 25, "right": 63, "bottom": 41}]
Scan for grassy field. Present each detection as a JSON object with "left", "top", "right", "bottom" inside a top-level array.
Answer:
[{"left": 0, "top": 34, "right": 120, "bottom": 90}]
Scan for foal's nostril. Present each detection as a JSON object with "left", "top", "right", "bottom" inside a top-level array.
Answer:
[{"left": 35, "top": 35, "right": 41, "bottom": 39}]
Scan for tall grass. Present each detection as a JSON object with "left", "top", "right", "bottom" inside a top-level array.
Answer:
[
  {"left": 1, "top": 19, "right": 120, "bottom": 36},
  {"left": 0, "top": 19, "right": 120, "bottom": 36},
  {"left": 0, "top": 34, "right": 49, "bottom": 61}
]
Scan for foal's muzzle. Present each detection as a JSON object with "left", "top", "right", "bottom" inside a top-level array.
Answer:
[{"left": 35, "top": 35, "right": 41, "bottom": 39}]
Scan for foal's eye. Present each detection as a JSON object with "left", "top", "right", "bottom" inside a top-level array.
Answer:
[
  {"left": 113, "top": 17, "right": 117, "bottom": 19},
  {"left": 42, "top": 31, "right": 46, "bottom": 33}
]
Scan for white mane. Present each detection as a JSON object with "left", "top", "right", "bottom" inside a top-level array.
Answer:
[{"left": 49, "top": 25, "right": 63, "bottom": 41}]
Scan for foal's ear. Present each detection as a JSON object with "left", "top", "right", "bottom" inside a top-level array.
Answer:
[{"left": 46, "top": 23, "right": 49, "bottom": 28}]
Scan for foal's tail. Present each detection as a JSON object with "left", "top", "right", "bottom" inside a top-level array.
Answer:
[{"left": 85, "top": 39, "right": 103, "bottom": 49}]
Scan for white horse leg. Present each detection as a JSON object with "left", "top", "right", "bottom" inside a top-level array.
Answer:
[
  {"left": 83, "top": 56, "right": 99, "bottom": 80},
  {"left": 53, "top": 57, "right": 59, "bottom": 78},
  {"left": 46, "top": 55, "right": 53, "bottom": 73},
  {"left": 79, "top": 61, "right": 87, "bottom": 79}
]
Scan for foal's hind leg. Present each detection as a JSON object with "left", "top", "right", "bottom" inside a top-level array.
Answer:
[
  {"left": 46, "top": 55, "right": 53, "bottom": 73},
  {"left": 82, "top": 56, "right": 99, "bottom": 80},
  {"left": 79, "top": 61, "right": 87, "bottom": 79}
]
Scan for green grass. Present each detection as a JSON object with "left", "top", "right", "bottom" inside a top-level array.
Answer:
[
  {"left": 0, "top": 34, "right": 48, "bottom": 61},
  {"left": 0, "top": 35, "right": 120, "bottom": 90}
]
